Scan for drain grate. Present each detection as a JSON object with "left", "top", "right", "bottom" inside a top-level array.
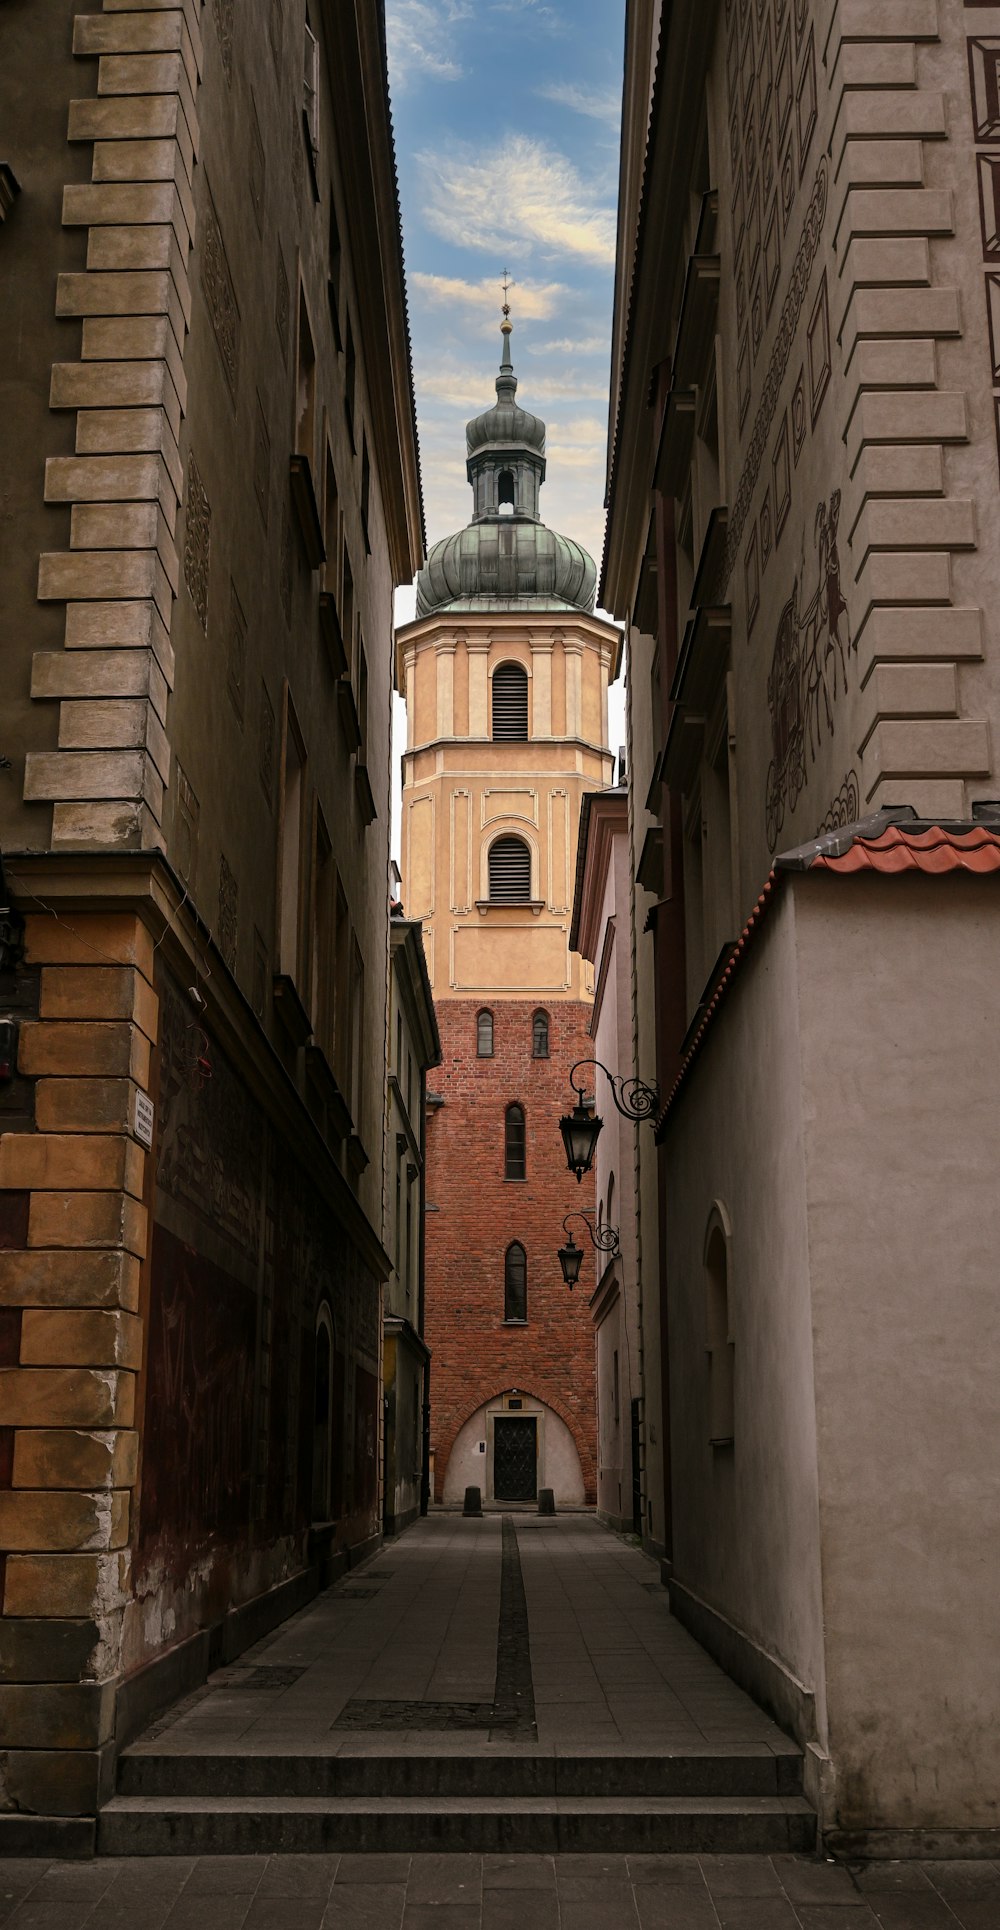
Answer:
[
  {"left": 333, "top": 1698, "right": 513, "bottom": 1732},
  {"left": 226, "top": 1665, "right": 308, "bottom": 1691},
  {"left": 337, "top": 1585, "right": 381, "bottom": 1600}
]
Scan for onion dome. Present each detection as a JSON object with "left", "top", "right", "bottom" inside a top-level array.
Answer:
[{"left": 415, "top": 300, "right": 597, "bottom": 618}]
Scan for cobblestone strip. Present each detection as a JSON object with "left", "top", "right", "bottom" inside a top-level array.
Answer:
[{"left": 492, "top": 1515, "right": 536, "bottom": 1740}]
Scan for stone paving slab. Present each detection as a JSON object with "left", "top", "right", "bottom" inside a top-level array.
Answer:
[
  {"left": 125, "top": 1517, "right": 793, "bottom": 1762},
  {"left": 2, "top": 1856, "right": 996, "bottom": 1928}
]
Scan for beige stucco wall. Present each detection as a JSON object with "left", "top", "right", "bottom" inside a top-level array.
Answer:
[
  {"left": 661, "top": 889, "right": 827, "bottom": 1742},
  {"left": 444, "top": 1391, "right": 586, "bottom": 1509},
  {"left": 397, "top": 610, "right": 617, "bottom": 1001},
  {"left": 796, "top": 871, "right": 1000, "bottom": 1833}
]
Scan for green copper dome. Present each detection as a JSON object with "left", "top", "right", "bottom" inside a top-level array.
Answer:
[{"left": 415, "top": 314, "right": 597, "bottom": 618}]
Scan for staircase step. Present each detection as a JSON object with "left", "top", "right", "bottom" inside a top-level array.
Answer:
[
  {"left": 117, "top": 1749, "right": 801, "bottom": 1800},
  {"left": 98, "top": 1793, "right": 817, "bottom": 1857}
]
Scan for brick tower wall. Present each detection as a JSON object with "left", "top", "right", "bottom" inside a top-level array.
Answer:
[{"left": 424, "top": 999, "right": 598, "bottom": 1503}]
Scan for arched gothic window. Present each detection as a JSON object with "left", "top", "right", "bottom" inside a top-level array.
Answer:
[
  {"left": 504, "top": 1241, "right": 527, "bottom": 1322},
  {"left": 505, "top": 1102, "right": 526, "bottom": 1180},
  {"left": 477, "top": 1008, "right": 494, "bottom": 1057},
  {"left": 531, "top": 1008, "right": 549, "bottom": 1058},
  {"left": 607, "top": 1171, "right": 616, "bottom": 1231},
  {"left": 489, "top": 835, "right": 531, "bottom": 903},
  {"left": 491, "top": 662, "right": 528, "bottom": 740}
]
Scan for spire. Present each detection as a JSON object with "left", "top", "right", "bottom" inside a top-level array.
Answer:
[{"left": 498, "top": 267, "right": 516, "bottom": 395}]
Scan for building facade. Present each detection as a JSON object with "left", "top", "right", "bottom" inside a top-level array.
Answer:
[
  {"left": 383, "top": 907, "right": 439, "bottom": 1536},
  {"left": 603, "top": 0, "right": 1000, "bottom": 1849},
  {"left": 569, "top": 789, "right": 644, "bottom": 1537},
  {"left": 397, "top": 316, "right": 620, "bottom": 1510},
  {"left": 0, "top": 0, "right": 422, "bottom": 1841}
]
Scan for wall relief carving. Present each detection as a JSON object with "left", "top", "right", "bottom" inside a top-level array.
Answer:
[
  {"left": 183, "top": 454, "right": 211, "bottom": 632},
  {"left": 201, "top": 185, "right": 241, "bottom": 408},
  {"left": 764, "top": 490, "right": 853, "bottom": 851},
  {"left": 815, "top": 770, "right": 860, "bottom": 837}
]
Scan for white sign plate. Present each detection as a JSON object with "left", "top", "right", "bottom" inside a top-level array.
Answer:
[{"left": 133, "top": 1089, "right": 155, "bottom": 1149}]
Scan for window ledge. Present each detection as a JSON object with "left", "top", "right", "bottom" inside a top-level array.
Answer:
[
  {"left": 304, "top": 1043, "right": 352, "bottom": 1141},
  {"left": 346, "top": 1132, "right": 369, "bottom": 1178},
  {"left": 318, "top": 591, "right": 348, "bottom": 676},
  {"left": 337, "top": 677, "right": 362, "bottom": 752},
  {"left": 475, "top": 899, "right": 545, "bottom": 916},
  {"left": 354, "top": 760, "right": 377, "bottom": 826},
  {"left": 503, "top": 1319, "right": 528, "bottom": 1327}
]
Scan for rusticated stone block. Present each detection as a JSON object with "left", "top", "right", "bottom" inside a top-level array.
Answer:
[
  {"left": 0, "top": 1248, "right": 140, "bottom": 1312},
  {"left": 69, "top": 504, "right": 179, "bottom": 589},
  {"left": 0, "top": 1741, "right": 116, "bottom": 1816},
  {"left": 52, "top": 358, "right": 183, "bottom": 441},
  {"left": 0, "top": 1618, "right": 104, "bottom": 1686},
  {"left": 73, "top": 12, "right": 201, "bottom": 96},
  {"left": 0, "top": 1487, "right": 129, "bottom": 1554},
  {"left": 20, "top": 1307, "right": 143, "bottom": 1369},
  {"left": 62, "top": 180, "right": 192, "bottom": 255},
  {"left": 13, "top": 1428, "right": 138, "bottom": 1492},
  {"left": 3, "top": 1550, "right": 130, "bottom": 1619},
  {"left": 0, "top": 1367, "right": 134, "bottom": 1429},
  {"left": 39, "top": 967, "right": 158, "bottom": 1041},
  {"left": 24, "top": 911, "right": 154, "bottom": 978},
  {"left": 0, "top": 1680, "right": 117, "bottom": 1750},
  {"left": 68, "top": 91, "right": 186, "bottom": 144},
  {"left": 27, "top": 1190, "right": 148, "bottom": 1257},
  {"left": 36, "top": 552, "right": 173, "bottom": 630},
  {"left": 32, "top": 651, "right": 170, "bottom": 725},
  {"left": 34, "top": 1076, "right": 134, "bottom": 1134},
  {"left": 18, "top": 1020, "right": 148, "bottom": 1082},
  {"left": 56, "top": 700, "right": 170, "bottom": 788},
  {"left": 50, "top": 800, "right": 165, "bottom": 851},
  {"left": 0, "top": 1130, "right": 145, "bottom": 1196},
  {"left": 45, "top": 454, "right": 177, "bottom": 521}
]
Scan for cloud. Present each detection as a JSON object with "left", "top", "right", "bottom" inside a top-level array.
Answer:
[
  {"left": 526, "top": 333, "right": 609, "bottom": 356},
  {"left": 410, "top": 272, "right": 569, "bottom": 321},
  {"left": 417, "top": 133, "right": 617, "bottom": 266},
  {"left": 537, "top": 80, "right": 621, "bottom": 127},
  {"left": 385, "top": 0, "right": 471, "bottom": 93},
  {"left": 416, "top": 360, "right": 607, "bottom": 410}
]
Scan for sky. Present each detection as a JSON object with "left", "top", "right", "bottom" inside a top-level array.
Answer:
[{"left": 386, "top": 0, "right": 628, "bottom": 851}]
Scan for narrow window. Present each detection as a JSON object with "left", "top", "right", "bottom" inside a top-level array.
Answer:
[
  {"left": 296, "top": 288, "right": 316, "bottom": 469},
  {"left": 488, "top": 835, "right": 531, "bottom": 904},
  {"left": 349, "top": 938, "right": 365, "bottom": 1137},
  {"left": 396, "top": 1009, "right": 403, "bottom": 1074},
  {"left": 477, "top": 1009, "right": 494, "bottom": 1057},
  {"left": 356, "top": 633, "right": 368, "bottom": 762},
  {"left": 278, "top": 699, "right": 306, "bottom": 982},
  {"left": 405, "top": 1191, "right": 413, "bottom": 1299},
  {"left": 705, "top": 1221, "right": 735, "bottom": 1446},
  {"left": 613, "top": 1348, "right": 620, "bottom": 1426},
  {"left": 505, "top": 1102, "right": 526, "bottom": 1181},
  {"left": 607, "top": 1171, "right": 616, "bottom": 1231},
  {"left": 341, "top": 547, "right": 355, "bottom": 665},
  {"left": 344, "top": 311, "right": 356, "bottom": 450},
  {"left": 394, "top": 1164, "right": 401, "bottom": 1274},
  {"left": 332, "top": 876, "right": 349, "bottom": 1090},
  {"left": 491, "top": 661, "right": 528, "bottom": 740},
  {"left": 531, "top": 1008, "right": 549, "bottom": 1058},
  {"left": 303, "top": 19, "right": 319, "bottom": 175},
  {"left": 311, "top": 807, "right": 333, "bottom": 1053},
  {"left": 504, "top": 1241, "right": 527, "bottom": 1323},
  {"left": 360, "top": 438, "right": 371, "bottom": 554},
  {"left": 323, "top": 445, "right": 340, "bottom": 601},
  {"left": 312, "top": 1304, "right": 333, "bottom": 1519},
  {"left": 328, "top": 200, "right": 343, "bottom": 350}
]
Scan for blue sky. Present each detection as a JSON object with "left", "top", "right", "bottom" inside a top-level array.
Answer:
[{"left": 386, "top": 0, "right": 626, "bottom": 590}]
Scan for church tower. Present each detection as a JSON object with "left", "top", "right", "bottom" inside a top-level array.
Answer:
[{"left": 396, "top": 307, "right": 620, "bottom": 1507}]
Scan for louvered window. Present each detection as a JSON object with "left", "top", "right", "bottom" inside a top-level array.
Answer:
[
  {"left": 488, "top": 836, "right": 531, "bottom": 903},
  {"left": 505, "top": 1103, "right": 526, "bottom": 1181},
  {"left": 491, "top": 662, "right": 528, "bottom": 740},
  {"left": 505, "top": 1241, "right": 527, "bottom": 1322}
]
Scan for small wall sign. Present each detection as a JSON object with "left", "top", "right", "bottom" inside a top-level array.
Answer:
[{"left": 133, "top": 1089, "right": 155, "bottom": 1149}]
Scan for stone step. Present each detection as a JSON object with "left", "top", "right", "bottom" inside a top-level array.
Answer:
[
  {"left": 117, "top": 1748, "right": 803, "bottom": 1800},
  {"left": 98, "top": 1793, "right": 817, "bottom": 1857}
]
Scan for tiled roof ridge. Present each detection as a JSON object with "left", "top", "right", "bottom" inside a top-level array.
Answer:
[{"left": 654, "top": 806, "right": 1000, "bottom": 1134}]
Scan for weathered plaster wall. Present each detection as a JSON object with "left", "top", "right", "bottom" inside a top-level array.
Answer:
[{"left": 797, "top": 872, "right": 1000, "bottom": 1833}]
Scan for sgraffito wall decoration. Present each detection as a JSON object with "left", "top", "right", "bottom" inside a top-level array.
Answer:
[
  {"left": 815, "top": 771, "right": 861, "bottom": 838},
  {"left": 764, "top": 491, "right": 854, "bottom": 850},
  {"left": 967, "top": 30, "right": 1000, "bottom": 479}
]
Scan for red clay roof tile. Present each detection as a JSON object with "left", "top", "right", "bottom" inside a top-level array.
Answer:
[{"left": 809, "top": 824, "right": 1000, "bottom": 876}]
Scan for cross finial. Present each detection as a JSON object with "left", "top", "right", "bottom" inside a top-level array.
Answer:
[{"left": 501, "top": 266, "right": 512, "bottom": 319}]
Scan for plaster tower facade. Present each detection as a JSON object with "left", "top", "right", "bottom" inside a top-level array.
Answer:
[{"left": 397, "top": 313, "right": 620, "bottom": 1507}]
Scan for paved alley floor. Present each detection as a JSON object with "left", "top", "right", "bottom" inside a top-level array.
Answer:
[
  {"left": 2, "top": 1852, "right": 997, "bottom": 1929},
  {"left": 126, "top": 1513, "right": 797, "bottom": 1760}
]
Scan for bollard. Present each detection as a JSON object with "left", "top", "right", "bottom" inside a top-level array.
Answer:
[
  {"left": 463, "top": 1485, "right": 483, "bottom": 1517},
  {"left": 538, "top": 1488, "right": 556, "bottom": 1515}
]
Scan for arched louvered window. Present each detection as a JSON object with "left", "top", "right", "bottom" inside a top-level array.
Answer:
[
  {"left": 491, "top": 662, "right": 528, "bottom": 740},
  {"left": 477, "top": 1008, "right": 494, "bottom": 1057},
  {"left": 489, "top": 835, "right": 531, "bottom": 904},
  {"left": 504, "top": 1241, "right": 527, "bottom": 1322},
  {"left": 505, "top": 1102, "right": 526, "bottom": 1180},
  {"left": 531, "top": 1009, "right": 549, "bottom": 1058}
]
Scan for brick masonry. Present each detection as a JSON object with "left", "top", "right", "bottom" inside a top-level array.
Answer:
[{"left": 424, "top": 999, "right": 598, "bottom": 1504}]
